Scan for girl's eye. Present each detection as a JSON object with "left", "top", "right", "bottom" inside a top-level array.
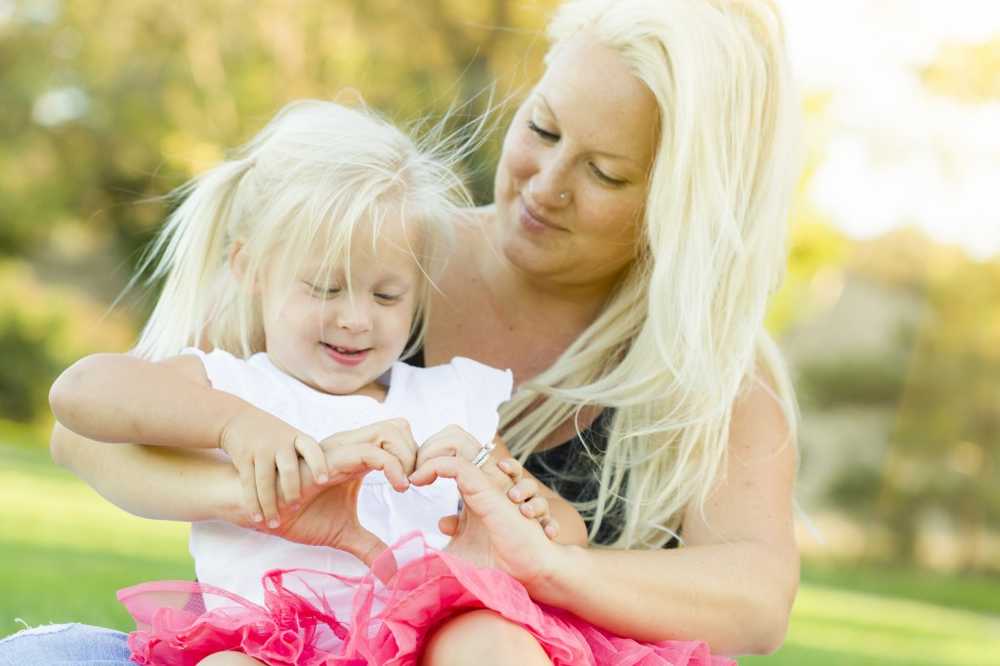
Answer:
[
  {"left": 589, "top": 163, "right": 627, "bottom": 187},
  {"left": 374, "top": 293, "right": 401, "bottom": 304},
  {"left": 528, "top": 120, "right": 559, "bottom": 142},
  {"left": 306, "top": 282, "right": 340, "bottom": 297}
]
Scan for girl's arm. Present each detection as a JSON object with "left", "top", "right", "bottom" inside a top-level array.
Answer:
[
  {"left": 50, "top": 352, "right": 336, "bottom": 525},
  {"left": 49, "top": 353, "right": 243, "bottom": 449},
  {"left": 528, "top": 379, "right": 798, "bottom": 656}
]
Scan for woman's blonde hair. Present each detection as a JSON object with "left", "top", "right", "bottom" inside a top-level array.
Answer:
[
  {"left": 133, "top": 100, "right": 472, "bottom": 361},
  {"left": 501, "top": 0, "right": 802, "bottom": 548}
]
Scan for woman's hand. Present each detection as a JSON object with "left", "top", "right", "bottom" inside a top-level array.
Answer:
[
  {"left": 408, "top": 455, "right": 562, "bottom": 588},
  {"left": 414, "top": 427, "right": 562, "bottom": 540}
]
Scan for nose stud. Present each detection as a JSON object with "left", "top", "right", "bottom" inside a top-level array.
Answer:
[{"left": 559, "top": 191, "right": 568, "bottom": 201}]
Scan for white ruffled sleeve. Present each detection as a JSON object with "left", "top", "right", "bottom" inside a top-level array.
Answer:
[
  {"left": 179, "top": 347, "right": 249, "bottom": 401},
  {"left": 448, "top": 357, "right": 514, "bottom": 446}
]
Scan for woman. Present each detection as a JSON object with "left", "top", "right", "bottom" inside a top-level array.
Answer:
[{"left": 0, "top": 0, "right": 800, "bottom": 663}]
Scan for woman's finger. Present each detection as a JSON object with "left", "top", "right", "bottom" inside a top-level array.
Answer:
[
  {"left": 254, "top": 456, "right": 280, "bottom": 528},
  {"left": 294, "top": 434, "right": 329, "bottom": 485},
  {"left": 497, "top": 457, "right": 524, "bottom": 483},
  {"left": 519, "top": 496, "right": 549, "bottom": 520},
  {"left": 409, "top": 455, "right": 491, "bottom": 495},
  {"left": 437, "top": 514, "right": 460, "bottom": 536},
  {"left": 507, "top": 477, "right": 538, "bottom": 503},
  {"left": 541, "top": 517, "right": 561, "bottom": 540}
]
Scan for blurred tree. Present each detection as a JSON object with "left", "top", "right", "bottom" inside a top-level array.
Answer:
[
  {"left": 0, "top": 0, "right": 559, "bottom": 435},
  {"left": 817, "top": 234, "right": 1000, "bottom": 572}
]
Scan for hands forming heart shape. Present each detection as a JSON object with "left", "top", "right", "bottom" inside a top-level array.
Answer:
[{"left": 243, "top": 419, "right": 563, "bottom": 587}]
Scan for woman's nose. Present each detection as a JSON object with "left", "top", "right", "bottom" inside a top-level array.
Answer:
[{"left": 527, "top": 163, "right": 573, "bottom": 208}]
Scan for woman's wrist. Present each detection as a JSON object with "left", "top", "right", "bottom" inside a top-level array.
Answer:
[
  {"left": 203, "top": 457, "right": 251, "bottom": 525},
  {"left": 524, "top": 542, "right": 590, "bottom": 607}
]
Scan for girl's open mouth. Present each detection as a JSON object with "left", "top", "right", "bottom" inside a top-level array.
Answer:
[{"left": 321, "top": 342, "right": 371, "bottom": 366}]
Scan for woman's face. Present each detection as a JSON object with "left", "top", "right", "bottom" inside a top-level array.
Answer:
[{"left": 493, "top": 33, "right": 659, "bottom": 291}]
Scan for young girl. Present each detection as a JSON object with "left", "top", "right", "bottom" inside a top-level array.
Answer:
[
  {"left": 48, "top": 100, "right": 732, "bottom": 666},
  {"left": 48, "top": 100, "right": 550, "bottom": 664}
]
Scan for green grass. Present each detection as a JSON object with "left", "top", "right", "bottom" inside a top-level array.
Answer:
[
  {"left": 0, "top": 443, "right": 193, "bottom": 634},
  {"left": 2, "top": 442, "right": 999, "bottom": 664}
]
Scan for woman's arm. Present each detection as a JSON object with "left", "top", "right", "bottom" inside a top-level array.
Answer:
[
  {"left": 50, "top": 423, "right": 245, "bottom": 523},
  {"left": 49, "top": 353, "right": 244, "bottom": 449},
  {"left": 523, "top": 380, "right": 798, "bottom": 655}
]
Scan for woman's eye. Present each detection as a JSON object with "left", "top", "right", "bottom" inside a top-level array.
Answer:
[
  {"left": 590, "top": 163, "right": 627, "bottom": 187},
  {"left": 528, "top": 120, "right": 559, "bottom": 142},
  {"left": 374, "top": 293, "right": 401, "bottom": 304}
]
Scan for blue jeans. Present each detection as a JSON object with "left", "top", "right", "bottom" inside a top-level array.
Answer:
[{"left": 0, "top": 622, "right": 132, "bottom": 665}]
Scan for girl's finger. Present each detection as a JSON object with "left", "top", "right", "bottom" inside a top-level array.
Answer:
[
  {"left": 254, "top": 455, "right": 280, "bottom": 528},
  {"left": 294, "top": 435, "right": 329, "bottom": 485},
  {"left": 379, "top": 435, "right": 417, "bottom": 477},
  {"left": 238, "top": 460, "right": 264, "bottom": 525},
  {"left": 275, "top": 448, "right": 301, "bottom": 506},
  {"left": 414, "top": 437, "right": 456, "bottom": 469},
  {"left": 332, "top": 443, "right": 410, "bottom": 492}
]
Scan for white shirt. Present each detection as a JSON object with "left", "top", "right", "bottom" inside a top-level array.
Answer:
[{"left": 182, "top": 348, "right": 512, "bottom": 612}]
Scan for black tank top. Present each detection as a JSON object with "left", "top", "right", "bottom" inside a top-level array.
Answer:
[{"left": 406, "top": 347, "right": 680, "bottom": 547}]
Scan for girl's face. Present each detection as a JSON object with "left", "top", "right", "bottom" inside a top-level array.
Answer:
[
  {"left": 259, "top": 216, "right": 421, "bottom": 399},
  {"left": 493, "top": 34, "right": 659, "bottom": 291}
]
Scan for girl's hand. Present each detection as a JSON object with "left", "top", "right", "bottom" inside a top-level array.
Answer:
[
  {"left": 219, "top": 407, "right": 328, "bottom": 528},
  {"left": 415, "top": 424, "right": 487, "bottom": 468},
  {"left": 409, "top": 456, "right": 561, "bottom": 588},
  {"left": 318, "top": 418, "right": 418, "bottom": 481}
]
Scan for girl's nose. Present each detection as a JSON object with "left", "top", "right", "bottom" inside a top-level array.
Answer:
[{"left": 335, "top": 298, "right": 372, "bottom": 333}]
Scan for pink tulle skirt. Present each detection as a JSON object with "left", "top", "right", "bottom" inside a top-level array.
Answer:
[{"left": 117, "top": 534, "right": 735, "bottom": 666}]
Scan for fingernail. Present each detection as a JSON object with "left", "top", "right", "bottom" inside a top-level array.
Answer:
[
  {"left": 252, "top": 513, "right": 263, "bottom": 523},
  {"left": 508, "top": 489, "right": 521, "bottom": 501},
  {"left": 498, "top": 460, "right": 512, "bottom": 471},
  {"left": 267, "top": 519, "right": 279, "bottom": 529},
  {"left": 318, "top": 474, "right": 329, "bottom": 484}
]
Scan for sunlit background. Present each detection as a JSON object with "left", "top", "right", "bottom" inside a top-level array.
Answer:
[{"left": 1, "top": 1, "right": 997, "bottom": 663}]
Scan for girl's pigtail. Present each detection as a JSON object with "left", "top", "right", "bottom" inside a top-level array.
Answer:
[{"left": 132, "top": 157, "right": 256, "bottom": 360}]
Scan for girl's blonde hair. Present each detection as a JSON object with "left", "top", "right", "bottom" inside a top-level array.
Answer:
[
  {"left": 133, "top": 100, "right": 472, "bottom": 361},
  {"left": 501, "top": 0, "right": 802, "bottom": 548}
]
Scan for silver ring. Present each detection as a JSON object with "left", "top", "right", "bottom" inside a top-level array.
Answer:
[{"left": 471, "top": 439, "right": 496, "bottom": 468}]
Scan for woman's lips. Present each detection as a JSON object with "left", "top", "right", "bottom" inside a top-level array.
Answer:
[
  {"left": 519, "top": 197, "right": 567, "bottom": 233},
  {"left": 321, "top": 342, "right": 370, "bottom": 367}
]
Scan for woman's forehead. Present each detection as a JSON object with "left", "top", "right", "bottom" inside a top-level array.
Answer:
[{"left": 538, "top": 33, "right": 658, "bottom": 168}]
